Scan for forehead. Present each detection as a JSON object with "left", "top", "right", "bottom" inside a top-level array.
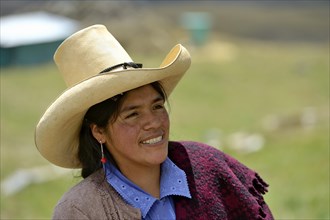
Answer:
[{"left": 121, "top": 85, "right": 162, "bottom": 106}]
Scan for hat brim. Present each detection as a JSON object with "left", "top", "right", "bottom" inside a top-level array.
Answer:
[{"left": 35, "top": 44, "right": 191, "bottom": 168}]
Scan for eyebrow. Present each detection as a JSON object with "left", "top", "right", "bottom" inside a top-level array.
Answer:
[{"left": 120, "top": 95, "right": 164, "bottom": 113}]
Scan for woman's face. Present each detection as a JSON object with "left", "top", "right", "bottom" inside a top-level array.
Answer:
[{"left": 102, "top": 84, "right": 169, "bottom": 170}]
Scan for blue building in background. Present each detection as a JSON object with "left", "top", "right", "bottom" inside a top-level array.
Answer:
[{"left": 0, "top": 11, "right": 79, "bottom": 67}]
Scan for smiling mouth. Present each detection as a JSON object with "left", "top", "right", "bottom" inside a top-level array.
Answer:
[{"left": 141, "top": 136, "right": 163, "bottom": 145}]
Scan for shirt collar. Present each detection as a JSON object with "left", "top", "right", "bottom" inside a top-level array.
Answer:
[{"left": 105, "top": 157, "right": 191, "bottom": 218}]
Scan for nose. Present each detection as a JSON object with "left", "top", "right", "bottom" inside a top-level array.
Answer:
[{"left": 142, "top": 112, "right": 163, "bottom": 130}]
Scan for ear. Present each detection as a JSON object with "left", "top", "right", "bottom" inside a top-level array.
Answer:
[{"left": 90, "top": 124, "right": 106, "bottom": 143}]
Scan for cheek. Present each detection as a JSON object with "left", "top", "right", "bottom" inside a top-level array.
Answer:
[
  {"left": 108, "top": 123, "right": 140, "bottom": 145},
  {"left": 163, "top": 114, "right": 170, "bottom": 128},
  {"left": 161, "top": 111, "right": 170, "bottom": 127}
]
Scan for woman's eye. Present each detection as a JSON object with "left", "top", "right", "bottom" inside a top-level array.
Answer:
[
  {"left": 154, "top": 103, "right": 164, "bottom": 110},
  {"left": 125, "top": 112, "right": 138, "bottom": 119}
]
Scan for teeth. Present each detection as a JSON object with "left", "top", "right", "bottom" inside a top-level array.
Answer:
[{"left": 142, "top": 136, "right": 162, "bottom": 144}]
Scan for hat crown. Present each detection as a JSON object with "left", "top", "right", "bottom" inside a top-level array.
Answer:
[{"left": 54, "top": 25, "right": 133, "bottom": 87}]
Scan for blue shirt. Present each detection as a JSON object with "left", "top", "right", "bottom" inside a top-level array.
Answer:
[{"left": 105, "top": 158, "right": 191, "bottom": 220}]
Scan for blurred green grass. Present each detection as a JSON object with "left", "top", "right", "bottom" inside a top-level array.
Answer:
[{"left": 1, "top": 38, "right": 329, "bottom": 219}]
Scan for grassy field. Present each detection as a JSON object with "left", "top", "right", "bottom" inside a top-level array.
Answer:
[{"left": 1, "top": 37, "right": 329, "bottom": 219}]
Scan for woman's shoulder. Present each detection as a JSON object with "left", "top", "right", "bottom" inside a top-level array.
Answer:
[
  {"left": 169, "top": 141, "right": 272, "bottom": 219},
  {"left": 52, "top": 170, "right": 107, "bottom": 219},
  {"left": 169, "top": 141, "right": 227, "bottom": 161},
  {"left": 57, "top": 169, "right": 105, "bottom": 202},
  {"left": 170, "top": 140, "right": 223, "bottom": 151},
  {"left": 168, "top": 141, "right": 256, "bottom": 181},
  {"left": 53, "top": 169, "right": 141, "bottom": 219}
]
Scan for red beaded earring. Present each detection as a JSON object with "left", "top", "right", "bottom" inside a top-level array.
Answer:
[{"left": 100, "top": 141, "right": 107, "bottom": 164}]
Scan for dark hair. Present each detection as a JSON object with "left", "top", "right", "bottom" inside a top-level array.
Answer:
[{"left": 78, "top": 81, "right": 167, "bottom": 178}]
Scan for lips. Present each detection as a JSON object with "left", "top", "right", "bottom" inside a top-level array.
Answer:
[{"left": 141, "top": 135, "right": 163, "bottom": 145}]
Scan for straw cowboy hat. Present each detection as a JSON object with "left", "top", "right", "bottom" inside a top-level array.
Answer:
[{"left": 35, "top": 24, "right": 191, "bottom": 168}]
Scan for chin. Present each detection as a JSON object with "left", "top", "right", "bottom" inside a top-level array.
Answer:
[{"left": 149, "top": 148, "right": 168, "bottom": 165}]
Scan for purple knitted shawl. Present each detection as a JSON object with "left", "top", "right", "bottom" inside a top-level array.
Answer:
[{"left": 168, "top": 141, "right": 273, "bottom": 220}]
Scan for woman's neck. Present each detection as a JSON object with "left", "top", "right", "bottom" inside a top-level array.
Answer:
[{"left": 119, "top": 164, "right": 161, "bottom": 199}]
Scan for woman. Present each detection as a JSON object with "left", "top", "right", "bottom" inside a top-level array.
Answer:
[{"left": 35, "top": 25, "right": 273, "bottom": 220}]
